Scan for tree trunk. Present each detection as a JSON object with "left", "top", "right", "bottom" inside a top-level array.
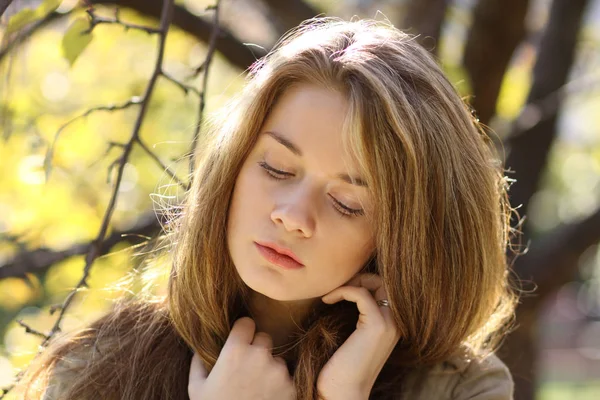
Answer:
[
  {"left": 499, "top": 0, "right": 591, "bottom": 398},
  {"left": 500, "top": 306, "right": 539, "bottom": 400},
  {"left": 260, "top": 0, "right": 320, "bottom": 36},
  {"left": 463, "top": 0, "right": 530, "bottom": 125},
  {"left": 504, "top": 0, "right": 589, "bottom": 229},
  {"left": 0, "top": 0, "right": 15, "bottom": 19},
  {"left": 400, "top": 0, "right": 448, "bottom": 55}
]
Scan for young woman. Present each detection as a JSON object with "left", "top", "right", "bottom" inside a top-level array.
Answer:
[{"left": 16, "top": 17, "right": 519, "bottom": 400}]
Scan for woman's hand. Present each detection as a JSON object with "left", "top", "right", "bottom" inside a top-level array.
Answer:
[
  {"left": 317, "top": 273, "right": 401, "bottom": 400},
  {"left": 188, "top": 317, "right": 296, "bottom": 400}
]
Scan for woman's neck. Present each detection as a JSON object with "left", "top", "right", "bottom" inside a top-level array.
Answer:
[{"left": 248, "top": 291, "right": 318, "bottom": 350}]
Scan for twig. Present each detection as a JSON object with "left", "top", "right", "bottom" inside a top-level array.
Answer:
[
  {"left": 0, "top": 1, "right": 176, "bottom": 397},
  {"left": 188, "top": 1, "right": 221, "bottom": 182},
  {"left": 41, "top": 0, "right": 175, "bottom": 348},
  {"left": 16, "top": 320, "right": 50, "bottom": 340},
  {"left": 84, "top": 7, "right": 161, "bottom": 35},
  {"left": 0, "top": 3, "right": 259, "bottom": 70},
  {"left": 0, "top": 212, "right": 161, "bottom": 280},
  {"left": 160, "top": 69, "right": 201, "bottom": 96},
  {"left": 44, "top": 97, "right": 143, "bottom": 181},
  {"left": 136, "top": 137, "right": 188, "bottom": 189},
  {"left": 87, "top": 141, "right": 126, "bottom": 169}
]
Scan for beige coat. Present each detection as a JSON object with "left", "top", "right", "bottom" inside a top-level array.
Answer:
[
  {"left": 399, "top": 352, "right": 514, "bottom": 399},
  {"left": 41, "top": 345, "right": 513, "bottom": 399}
]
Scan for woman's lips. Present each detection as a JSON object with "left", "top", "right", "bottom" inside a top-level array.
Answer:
[{"left": 254, "top": 243, "right": 305, "bottom": 270}]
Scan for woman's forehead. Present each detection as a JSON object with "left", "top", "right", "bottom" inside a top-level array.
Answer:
[{"left": 258, "top": 84, "right": 368, "bottom": 184}]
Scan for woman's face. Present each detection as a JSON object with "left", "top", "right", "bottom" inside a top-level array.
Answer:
[{"left": 227, "top": 83, "right": 376, "bottom": 301}]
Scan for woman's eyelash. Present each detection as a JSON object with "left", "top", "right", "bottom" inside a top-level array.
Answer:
[
  {"left": 257, "top": 161, "right": 364, "bottom": 218},
  {"left": 257, "top": 161, "right": 291, "bottom": 180}
]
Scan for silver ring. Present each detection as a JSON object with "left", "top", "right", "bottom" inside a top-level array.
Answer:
[{"left": 376, "top": 299, "right": 390, "bottom": 307}]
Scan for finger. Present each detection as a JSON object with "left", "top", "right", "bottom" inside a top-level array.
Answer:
[
  {"left": 272, "top": 356, "right": 293, "bottom": 380},
  {"left": 287, "top": 384, "right": 298, "bottom": 400},
  {"left": 322, "top": 286, "right": 383, "bottom": 323},
  {"left": 224, "top": 317, "right": 256, "bottom": 348},
  {"left": 188, "top": 352, "right": 207, "bottom": 391},
  {"left": 251, "top": 331, "right": 273, "bottom": 350},
  {"left": 272, "top": 355, "right": 287, "bottom": 367},
  {"left": 345, "top": 273, "right": 382, "bottom": 290},
  {"left": 337, "top": 273, "right": 388, "bottom": 306},
  {"left": 359, "top": 273, "right": 388, "bottom": 303}
]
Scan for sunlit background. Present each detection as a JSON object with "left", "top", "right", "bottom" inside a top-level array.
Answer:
[{"left": 1, "top": 0, "right": 599, "bottom": 399}]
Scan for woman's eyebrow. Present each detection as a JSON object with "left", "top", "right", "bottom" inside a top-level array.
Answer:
[
  {"left": 263, "top": 130, "right": 368, "bottom": 188},
  {"left": 264, "top": 130, "right": 302, "bottom": 156}
]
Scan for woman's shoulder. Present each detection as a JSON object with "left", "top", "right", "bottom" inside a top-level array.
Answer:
[
  {"left": 20, "top": 299, "right": 188, "bottom": 399},
  {"left": 44, "top": 301, "right": 165, "bottom": 395},
  {"left": 400, "top": 347, "right": 514, "bottom": 400}
]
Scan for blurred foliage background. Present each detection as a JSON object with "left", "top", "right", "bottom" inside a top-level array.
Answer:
[{"left": 0, "top": 0, "right": 599, "bottom": 399}]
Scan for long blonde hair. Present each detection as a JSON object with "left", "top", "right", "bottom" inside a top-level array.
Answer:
[{"left": 15, "top": 17, "right": 518, "bottom": 400}]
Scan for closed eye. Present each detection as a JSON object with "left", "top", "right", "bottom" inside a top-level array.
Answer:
[{"left": 257, "top": 161, "right": 364, "bottom": 218}]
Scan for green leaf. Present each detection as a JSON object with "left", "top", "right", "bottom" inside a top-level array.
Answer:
[
  {"left": 5, "top": 0, "right": 62, "bottom": 33},
  {"left": 62, "top": 18, "right": 94, "bottom": 67},
  {"left": 39, "top": 0, "right": 62, "bottom": 14},
  {"left": 6, "top": 9, "right": 38, "bottom": 33}
]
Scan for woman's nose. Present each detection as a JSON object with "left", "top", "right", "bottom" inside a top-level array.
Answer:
[{"left": 270, "top": 188, "right": 316, "bottom": 237}]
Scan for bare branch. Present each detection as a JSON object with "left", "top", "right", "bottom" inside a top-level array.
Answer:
[
  {"left": 136, "top": 137, "right": 188, "bottom": 190},
  {"left": 188, "top": 1, "right": 221, "bottom": 179},
  {"left": 44, "top": 97, "right": 143, "bottom": 181},
  {"left": 0, "top": 0, "right": 15, "bottom": 19},
  {"left": 0, "top": 1, "right": 261, "bottom": 71},
  {"left": 16, "top": 320, "right": 50, "bottom": 340},
  {"left": 84, "top": 7, "right": 161, "bottom": 34},
  {"left": 91, "top": 0, "right": 261, "bottom": 70},
  {"left": 39, "top": 0, "right": 175, "bottom": 348},
  {"left": 159, "top": 69, "right": 201, "bottom": 96},
  {"left": 88, "top": 141, "right": 126, "bottom": 169},
  {"left": 1, "top": 2, "right": 176, "bottom": 397},
  {"left": 0, "top": 212, "right": 161, "bottom": 280}
]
